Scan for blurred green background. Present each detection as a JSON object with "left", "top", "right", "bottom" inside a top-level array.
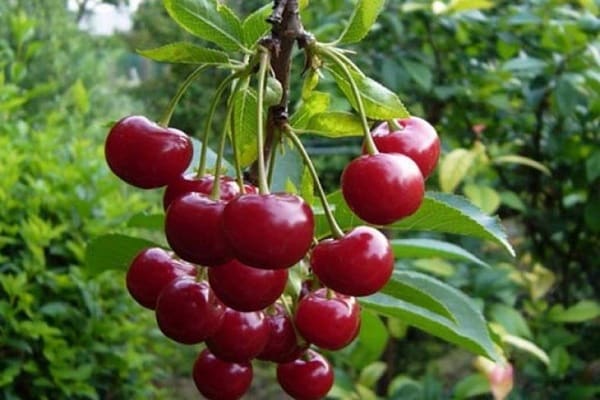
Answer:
[{"left": 0, "top": 0, "right": 598, "bottom": 399}]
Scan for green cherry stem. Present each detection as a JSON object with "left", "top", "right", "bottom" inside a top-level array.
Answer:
[
  {"left": 387, "top": 119, "right": 402, "bottom": 131},
  {"left": 158, "top": 64, "right": 210, "bottom": 127},
  {"left": 266, "top": 131, "right": 280, "bottom": 187},
  {"left": 283, "top": 125, "right": 344, "bottom": 239},
  {"left": 255, "top": 49, "right": 270, "bottom": 195},
  {"left": 321, "top": 47, "right": 378, "bottom": 155}
]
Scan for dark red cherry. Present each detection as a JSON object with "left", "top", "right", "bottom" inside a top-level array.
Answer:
[
  {"left": 257, "top": 304, "right": 307, "bottom": 363},
  {"left": 311, "top": 226, "right": 393, "bottom": 296},
  {"left": 126, "top": 247, "right": 196, "bottom": 309},
  {"left": 208, "top": 259, "right": 288, "bottom": 312},
  {"left": 163, "top": 174, "right": 258, "bottom": 210},
  {"left": 205, "top": 308, "right": 269, "bottom": 362},
  {"left": 165, "top": 192, "right": 232, "bottom": 266},
  {"left": 223, "top": 193, "right": 314, "bottom": 269},
  {"left": 369, "top": 116, "right": 441, "bottom": 179},
  {"left": 192, "top": 349, "right": 252, "bottom": 400},
  {"left": 341, "top": 153, "right": 425, "bottom": 225},
  {"left": 155, "top": 279, "right": 224, "bottom": 344},
  {"left": 295, "top": 288, "right": 360, "bottom": 350},
  {"left": 105, "top": 115, "right": 192, "bottom": 189},
  {"left": 277, "top": 349, "right": 334, "bottom": 400}
]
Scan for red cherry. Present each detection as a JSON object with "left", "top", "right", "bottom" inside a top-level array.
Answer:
[
  {"left": 208, "top": 259, "right": 288, "bottom": 312},
  {"left": 294, "top": 288, "right": 360, "bottom": 350},
  {"left": 192, "top": 349, "right": 252, "bottom": 400},
  {"left": 165, "top": 192, "right": 232, "bottom": 266},
  {"left": 163, "top": 174, "right": 257, "bottom": 210},
  {"left": 155, "top": 279, "right": 224, "bottom": 344},
  {"left": 311, "top": 226, "right": 393, "bottom": 296},
  {"left": 105, "top": 115, "right": 192, "bottom": 189},
  {"left": 223, "top": 193, "right": 314, "bottom": 269},
  {"left": 369, "top": 116, "right": 441, "bottom": 179},
  {"left": 341, "top": 153, "right": 424, "bottom": 225},
  {"left": 126, "top": 247, "right": 196, "bottom": 309},
  {"left": 205, "top": 308, "right": 269, "bottom": 362},
  {"left": 257, "top": 304, "right": 307, "bottom": 363},
  {"left": 277, "top": 349, "right": 334, "bottom": 400}
]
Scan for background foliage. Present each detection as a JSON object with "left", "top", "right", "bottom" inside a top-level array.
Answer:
[{"left": 1, "top": 0, "right": 598, "bottom": 399}]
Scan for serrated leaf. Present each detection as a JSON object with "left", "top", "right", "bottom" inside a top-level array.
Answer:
[
  {"left": 85, "top": 234, "right": 160, "bottom": 277},
  {"left": 391, "top": 238, "right": 490, "bottom": 268},
  {"left": 290, "top": 91, "right": 331, "bottom": 129},
  {"left": 138, "top": 42, "right": 230, "bottom": 64},
  {"left": 493, "top": 154, "right": 551, "bottom": 176},
  {"left": 361, "top": 271, "right": 501, "bottom": 361},
  {"left": 232, "top": 87, "right": 259, "bottom": 167},
  {"left": 464, "top": 184, "right": 501, "bottom": 214},
  {"left": 242, "top": 4, "right": 271, "bottom": 47},
  {"left": 164, "top": 0, "right": 245, "bottom": 52},
  {"left": 338, "top": 0, "right": 386, "bottom": 44},
  {"left": 439, "top": 148, "right": 477, "bottom": 192},
  {"left": 306, "top": 112, "right": 363, "bottom": 137},
  {"left": 318, "top": 191, "right": 515, "bottom": 257},
  {"left": 327, "top": 63, "right": 409, "bottom": 120}
]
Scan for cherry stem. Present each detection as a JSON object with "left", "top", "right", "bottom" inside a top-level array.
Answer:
[
  {"left": 158, "top": 64, "right": 210, "bottom": 127},
  {"left": 256, "top": 49, "right": 271, "bottom": 195},
  {"left": 387, "top": 119, "right": 402, "bottom": 131},
  {"left": 321, "top": 47, "right": 378, "bottom": 155},
  {"left": 266, "top": 132, "right": 279, "bottom": 187},
  {"left": 196, "top": 72, "right": 241, "bottom": 177},
  {"left": 283, "top": 125, "right": 345, "bottom": 239}
]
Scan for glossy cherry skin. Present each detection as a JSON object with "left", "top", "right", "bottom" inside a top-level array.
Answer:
[
  {"left": 105, "top": 115, "right": 192, "bottom": 189},
  {"left": 257, "top": 304, "right": 307, "bottom": 363},
  {"left": 155, "top": 279, "right": 225, "bottom": 344},
  {"left": 205, "top": 308, "right": 269, "bottom": 362},
  {"left": 192, "top": 349, "right": 253, "bottom": 400},
  {"left": 295, "top": 288, "right": 360, "bottom": 350},
  {"left": 126, "top": 247, "right": 196, "bottom": 309},
  {"left": 165, "top": 192, "right": 232, "bottom": 266},
  {"left": 341, "top": 153, "right": 425, "bottom": 225},
  {"left": 311, "top": 226, "right": 393, "bottom": 296},
  {"left": 223, "top": 193, "right": 314, "bottom": 269},
  {"left": 208, "top": 259, "right": 288, "bottom": 312},
  {"left": 163, "top": 174, "right": 258, "bottom": 210},
  {"left": 369, "top": 116, "right": 441, "bottom": 179},
  {"left": 277, "top": 349, "right": 334, "bottom": 400}
]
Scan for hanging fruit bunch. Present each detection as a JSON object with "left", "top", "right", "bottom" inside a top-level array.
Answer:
[{"left": 97, "top": 0, "right": 513, "bottom": 399}]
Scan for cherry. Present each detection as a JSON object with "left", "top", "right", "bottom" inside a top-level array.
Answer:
[
  {"left": 192, "top": 349, "right": 252, "bottom": 400},
  {"left": 165, "top": 192, "right": 232, "bottom": 266},
  {"left": 208, "top": 259, "right": 288, "bottom": 312},
  {"left": 277, "top": 349, "right": 334, "bottom": 400},
  {"left": 205, "top": 308, "right": 269, "bottom": 362},
  {"left": 155, "top": 279, "right": 224, "bottom": 344},
  {"left": 311, "top": 226, "right": 393, "bottom": 296},
  {"left": 341, "top": 153, "right": 424, "bottom": 225},
  {"left": 163, "top": 174, "right": 257, "bottom": 210},
  {"left": 105, "top": 115, "right": 192, "bottom": 189},
  {"left": 257, "top": 304, "right": 307, "bottom": 363},
  {"left": 126, "top": 247, "right": 196, "bottom": 309},
  {"left": 223, "top": 193, "right": 314, "bottom": 269},
  {"left": 295, "top": 288, "right": 360, "bottom": 350},
  {"left": 369, "top": 116, "right": 441, "bottom": 179}
]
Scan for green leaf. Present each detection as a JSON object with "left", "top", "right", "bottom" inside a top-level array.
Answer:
[
  {"left": 358, "top": 362, "right": 387, "bottom": 389},
  {"left": 126, "top": 213, "right": 165, "bottom": 231},
  {"left": 493, "top": 154, "right": 551, "bottom": 176},
  {"left": 392, "top": 238, "right": 490, "bottom": 268},
  {"left": 586, "top": 150, "right": 600, "bottom": 182},
  {"left": 343, "top": 310, "right": 389, "bottom": 370},
  {"left": 232, "top": 87, "right": 259, "bottom": 167},
  {"left": 338, "top": 0, "right": 386, "bottom": 44},
  {"left": 163, "top": 0, "right": 245, "bottom": 52},
  {"left": 290, "top": 91, "right": 330, "bottom": 129},
  {"left": 242, "top": 4, "right": 271, "bottom": 47},
  {"left": 463, "top": 184, "right": 501, "bottom": 214},
  {"left": 439, "top": 148, "right": 477, "bottom": 193},
  {"left": 453, "top": 374, "right": 490, "bottom": 399},
  {"left": 401, "top": 59, "right": 432, "bottom": 91},
  {"left": 138, "top": 42, "right": 230, "bottom": 64},
  {"left": 502, "top": 56, "right": 547, "bottom": 73},
  {"left": 306, "top": 112, "right": 363, "bottom": 137},
  {"left": 549, "top": 346, "right": 570, "bottom": 377},
  {"left": 85, "top": 234, "right": 160, "bottom": 277},
  {"left": 502, "top": 334, "right": 549, "bottom": 365},
  {"left": 488, "top": 304, "right": 532, "bottom": 339},
  {"left": 361, "top": 271, "right": 501, "bottom": 361},
  {"left": 447, "top": 0, "right": 494, "bottom": 13},
  {"left": 327, "top": 63, "right": 409, "bottom": 120},
  {"left": 547, "top": 300, "right": 600, "bottom": 323},
  {"left": 189, "top": 137, "right": 233, "bottom": 174}
]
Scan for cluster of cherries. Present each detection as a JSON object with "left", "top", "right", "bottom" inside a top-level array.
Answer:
[{"left": 104, "top": 114, "right": 439, "bottom": 399}]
